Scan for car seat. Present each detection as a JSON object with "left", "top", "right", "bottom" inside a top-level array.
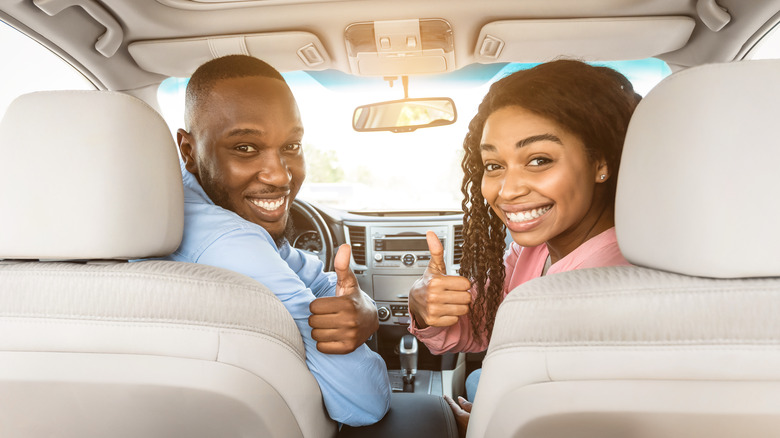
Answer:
[
  {"left": 0, "top": 90, "right": 336, "bottom": 438},
  {"left": 467, "top": 59, "right": 780, "bottom": 438}
]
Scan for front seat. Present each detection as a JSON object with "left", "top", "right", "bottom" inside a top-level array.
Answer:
[
  {"left": 0, "top": 90, "right": 336, "bottom": 438},
  {"left": 467, "top": 59, "right": 780, "bottom": 438}
]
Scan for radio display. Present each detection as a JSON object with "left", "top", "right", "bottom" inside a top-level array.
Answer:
[{"left": 382, "top": 238, "right": 440, "bottom": 251}]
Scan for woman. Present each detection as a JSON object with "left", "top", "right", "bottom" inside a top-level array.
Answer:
[{"left": 407, "top": 59, "right": 641, "bottom": 434}]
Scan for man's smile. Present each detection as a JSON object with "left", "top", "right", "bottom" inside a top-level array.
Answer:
[{"left": 249, "top": 196, "right": 286, "bottom": 212}]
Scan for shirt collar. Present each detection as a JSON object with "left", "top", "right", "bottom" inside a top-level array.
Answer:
[{"left": 180, "top": 160, "right": 214, "bottom": 205}]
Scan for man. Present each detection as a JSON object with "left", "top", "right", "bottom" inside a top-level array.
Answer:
[{"left": 167, "top": 54, "right": 390, "bottom": 426}]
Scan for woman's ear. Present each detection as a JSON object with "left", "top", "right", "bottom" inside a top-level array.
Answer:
[
  {"left": 177, "top": 129, "right": 198, "bottom": 174},
  {"left": 595, "top": 160, "right": 609, "bottom": 183}
]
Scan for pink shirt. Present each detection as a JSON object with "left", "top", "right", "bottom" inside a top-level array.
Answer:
[{"left": 409, "top": 227, "right": 630, "bottom": 354}]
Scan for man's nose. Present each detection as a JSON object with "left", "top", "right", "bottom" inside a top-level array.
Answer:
[{"left": 257, "top": 153, "right": 292, "bottom": 187}]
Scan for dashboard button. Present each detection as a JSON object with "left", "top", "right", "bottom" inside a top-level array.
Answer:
[
  {"left": 402, "top": 253, "right": 416, "bottom": 266},
  {"left": 374, "top": 253, "right": 383, "bottom": 261}
]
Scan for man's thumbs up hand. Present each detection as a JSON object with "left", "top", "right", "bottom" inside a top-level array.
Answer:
[
  {"left": 408, "top": 231, "right": 472, "bottom": 329},
  {"left": 310, "top": 244, "right": 379, "bottom": 354},
  {"left": 334, "top": 243, "right": 357, "bottom": 297}
]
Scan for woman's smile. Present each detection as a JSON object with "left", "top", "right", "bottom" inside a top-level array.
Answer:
[
  {"left": 500, "top": 203, "right": 553, "bottom": 233},
  {"left": 503, "top": 204, "right": 552, "bottom": 223}
]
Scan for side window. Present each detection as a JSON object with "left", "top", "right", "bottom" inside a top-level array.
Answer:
[
  {"left": 0, "top": 21, "right": 95, "bottom": 117},
  {"left": 746, "top": 22, "right": 780, "bottom": 60}
]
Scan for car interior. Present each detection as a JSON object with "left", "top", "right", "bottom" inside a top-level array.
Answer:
[{"left": 2, "top": 0, "right": 780, "bottom": 437}]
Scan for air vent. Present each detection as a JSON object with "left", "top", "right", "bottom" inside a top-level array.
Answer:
[
  {"left": 453, "top": 225, "right": 464, "bottom": 265},
  {"left": 347, "top": 226, "right": 366, "bottom": 265}
]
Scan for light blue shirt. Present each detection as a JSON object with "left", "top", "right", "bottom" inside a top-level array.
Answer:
[{"left": 165, "top": 164, "right": 391, "bottom": 427}]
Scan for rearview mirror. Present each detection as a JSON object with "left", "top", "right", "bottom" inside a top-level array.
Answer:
[{"left": 352, "top": 97, "right": 457, "bottom": 133}]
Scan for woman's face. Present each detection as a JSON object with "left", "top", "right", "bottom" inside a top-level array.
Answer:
[{"left": 480, "top": 105, "right": 609, "bottom": 256}]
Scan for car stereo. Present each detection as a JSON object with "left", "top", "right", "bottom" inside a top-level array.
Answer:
[
  {"left": 372, "top": 232, "right": 441, "bottom": 268},
  {"left": 346, "top": 221, "right": 460, "bottom": 326}
]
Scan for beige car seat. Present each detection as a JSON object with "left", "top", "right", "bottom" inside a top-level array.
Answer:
[
  {"left": 467, "top": 59, "right": 780, "bottom": 438},
  {"left": 0, "top": 90, "right": 336, "bottom": 438}
]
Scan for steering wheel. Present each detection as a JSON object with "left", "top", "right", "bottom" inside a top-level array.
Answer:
[{"left": 290, "top": 198, "right": 335, "bottom": 271}]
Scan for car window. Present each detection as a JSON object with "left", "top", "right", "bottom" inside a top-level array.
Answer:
[
  {"left": 0, "top": 21, "right": 95, "bottom": 117},
  {"left": 745, "top": 22, "right": 780, "bottom": 59},
  {"left": 157, "top": 59, "right": 670, "bottom": 212}
]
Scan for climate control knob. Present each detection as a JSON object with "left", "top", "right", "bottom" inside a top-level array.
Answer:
[
  {"left": 402, "top": 253, "right": 416, "bottom": 266},
  {"left": 377, "top": 306, "right": 390, "bottom": 321},
  {"left": 374, "top": 253, "right": 383, "bottom": 262}
]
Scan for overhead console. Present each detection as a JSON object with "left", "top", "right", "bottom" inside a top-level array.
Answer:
[
  {"left": 344, "top": 18, "right": 455, "bottom": 76},
  {"left": 344, "top": 215, "right": 462, "bottom": 326}
]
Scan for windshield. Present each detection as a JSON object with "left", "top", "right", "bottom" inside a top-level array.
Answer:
[{"left": 158, "top": 59, "right": 670, "bottom": 212}]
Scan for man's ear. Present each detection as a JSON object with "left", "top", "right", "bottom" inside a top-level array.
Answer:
[
  {"left": 177, "top": 128, "right": 198, "bottom": 174},
  {"left": 595, "top": 160, "right": 609, "bottom": 183}
]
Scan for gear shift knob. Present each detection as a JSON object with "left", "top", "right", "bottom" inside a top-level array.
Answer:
[{"left": 399, "top": 334, "right": 418, "bottom": 386}]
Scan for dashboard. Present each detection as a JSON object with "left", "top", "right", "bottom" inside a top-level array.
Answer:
[
  {"left": 289, "top": 199, "right": 334, "bottom": 269},
  {"left": 290, "top": 199, "right": 467, "bottom": 371},
  {"left": 290, "top": 199, "right": 463, "bottom": 327}
]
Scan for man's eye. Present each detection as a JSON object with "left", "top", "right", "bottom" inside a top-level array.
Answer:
[
  {"left": 236, "top": 144, "right": 257, "bottom": 152},
  {"left": 283, "top": 142, "right": 302, "bottom": 152}
]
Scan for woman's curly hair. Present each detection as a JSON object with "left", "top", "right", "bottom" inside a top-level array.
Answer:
[{"left": 459, "top": 59, "right": 642, "bottom": 341}]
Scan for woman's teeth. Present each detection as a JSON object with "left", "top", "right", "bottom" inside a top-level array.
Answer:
[
  {"left": 251, "top": 197, "right": 285, "bottom": 211},
  {"left": 506, "top": 205, "right": 551, "bottom": 223}
]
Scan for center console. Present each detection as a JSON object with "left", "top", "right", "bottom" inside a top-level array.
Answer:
[
  {"left": 342, "top": 214, "right": 465, "bottom": 403},
  {"left": 344, "top": 216, "right": 463, "bottom": 328}
]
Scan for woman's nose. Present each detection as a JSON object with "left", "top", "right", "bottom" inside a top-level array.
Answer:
[{"left": 498, "top": 168, "right": 531, "bottom": 200}]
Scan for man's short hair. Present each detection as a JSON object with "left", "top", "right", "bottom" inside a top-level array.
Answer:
[{"left": 184, "top": 54, "right": 286, "bottom": 130}]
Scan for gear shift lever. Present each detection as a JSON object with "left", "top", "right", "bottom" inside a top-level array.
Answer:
[{"left": 399, "top": 334, "right": 418, "bottom": 392}]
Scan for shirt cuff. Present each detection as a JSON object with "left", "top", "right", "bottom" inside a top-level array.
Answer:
[{"left": 408, "top": 311, "right": 446, "bottom": 338}]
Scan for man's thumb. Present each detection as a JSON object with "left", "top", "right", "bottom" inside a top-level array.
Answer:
[
  {"left": 458, "top": 396, "right": 473, "bottom": 413},
  {"left": 334, "top": 244, "right": 354, "bottom": 296},
  {"left": 426, "top": 231, "right": 447, "bottom": 274}
]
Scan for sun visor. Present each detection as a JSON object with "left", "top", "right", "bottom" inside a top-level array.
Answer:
[
  {"left": 474, "top": 17, "right": 695, "bottom": 63},
  {"left": 128, "top": 31, "right": 331, "bottom": 77}
]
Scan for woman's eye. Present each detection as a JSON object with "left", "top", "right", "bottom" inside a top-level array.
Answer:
[
  {"left": 484, "top": 163, "right": 502, "bottom": 172},
  {"left": 236, "top": 144, "right": 257, "bottom": 153},
  {"left": 528, "top": 157, "right": 552, "bottom": 166}
]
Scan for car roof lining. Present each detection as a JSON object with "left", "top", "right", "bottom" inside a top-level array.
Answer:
[{"left": 3, "top": 0, "right": 780, "bottom": 93}]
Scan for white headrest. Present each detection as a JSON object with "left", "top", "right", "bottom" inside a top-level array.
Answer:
[
  {"left": 616, "top": 60, "right": 780, "bottom": 278},
  {"left": 0, "top": 91, "right": 183, "bottom": 260}
]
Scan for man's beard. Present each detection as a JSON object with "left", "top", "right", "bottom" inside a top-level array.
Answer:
[
  {"left": 198, "top": 168, "right": 294, "bottom": 248},
  {"left": 280, "top": 219, "right": 296, "bottom": 248}
]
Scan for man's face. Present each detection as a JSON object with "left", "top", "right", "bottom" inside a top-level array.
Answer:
[{"left": 178, "top": 76, "right": 305, "bottom": 243}]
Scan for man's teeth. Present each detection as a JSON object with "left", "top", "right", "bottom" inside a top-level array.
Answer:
[
  {"left": 251, "top": 197, "right": 285, "bottom": 211},
  {"left": 506, "top": 205, "right": 551, "bottom": 223}
]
